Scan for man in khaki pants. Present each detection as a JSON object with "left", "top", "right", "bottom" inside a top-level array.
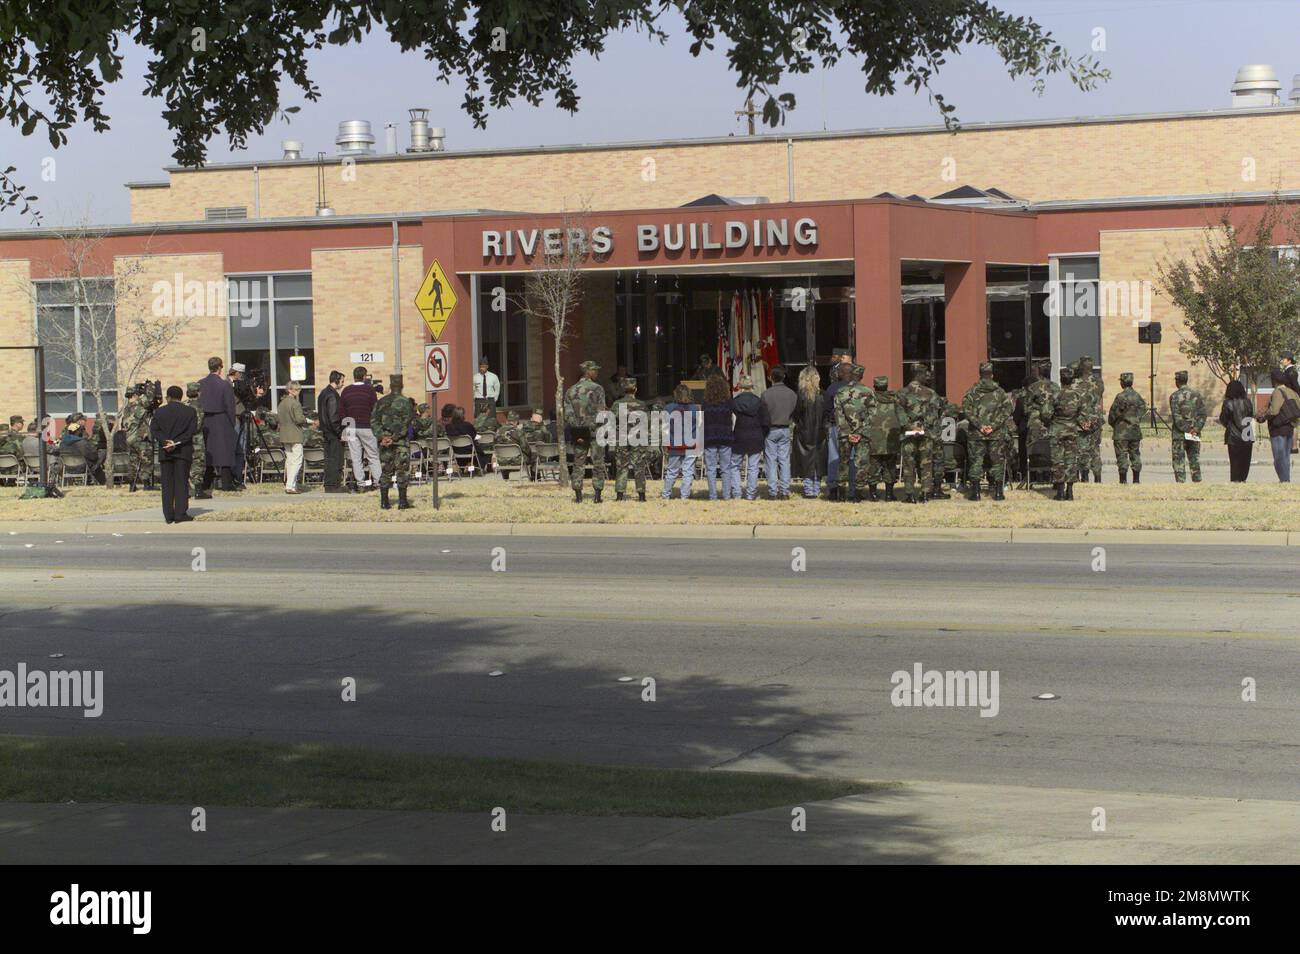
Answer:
[{"left": 277, "top": 382, "right": 312, "bottom": 493}]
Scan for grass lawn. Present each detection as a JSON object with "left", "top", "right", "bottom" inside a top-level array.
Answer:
[
  {"left": 5, "top": 465, "right": 1299, "bottom": 531},
  {"left": 0, "top": 735, "right": 874, "bottom": 818}
]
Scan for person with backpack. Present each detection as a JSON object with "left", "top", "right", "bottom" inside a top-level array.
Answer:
[{"left": 1257, "top": 369, "right": 1300, "bottom": 482}]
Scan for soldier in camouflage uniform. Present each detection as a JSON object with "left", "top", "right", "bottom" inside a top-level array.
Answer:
[
  {"left": 1041, "top": 365, "right": 1083, "bottom": 500},
  {"left": 1169, "top": 370, "right": 1207, "bottom": 482},
  {"left": 1075, "top": 355, "right": 1105, "bottom": 482},
  {"left": 609, "top": 377, "right": 653, "bottom": 501},
  {"left": 863, "top": 375, "right": 907, "bottom": 502},
  {"left": 372, "top": 374, "right": 415, "bottom": 510},
  {"left": 121, "top": 387, "right": 155, "bottom": 492},
  {"left": 931, "top": 397, "right": 958, "bottom": 498},
  {"left": 1002, "top": 388, "right": 1022, "bottom": 487},
  {"left": 961, "top": 362, "right": 1014, "bottom": 500},
  {"left": 565, "top": 359, "right": 608, "bottom": 502},
  {"left": 1020, "top": 359, "right": 1058, "bottom": 488},
  {"left": 1107, "top": 371, "right": 1148, "bottom": 483},
  {"left": 832, "top": 364, "right": 873, "bottom": 501},
  {"left": 896, "top": 365, "right": 942, "bottom": 504},
  {"left": 185, "top": 382, "right": 210, "bottom": 499},
  {"left": 412, "top": 403, "right": 435, "bottom": 441},
  {"left": 522, "top": 408, "right": 550, "bottom": 447}
]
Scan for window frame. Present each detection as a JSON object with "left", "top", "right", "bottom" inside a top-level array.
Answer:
[{"left": 33, "top": 278, "right": 118, "bottom": 418}]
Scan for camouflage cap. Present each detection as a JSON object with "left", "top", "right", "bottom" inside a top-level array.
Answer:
[
  {"left": 0, "top": 423, "right": 8, "bottom": 433},
  {"left": 1060, "top": 367, "right": 1075, "bottom": 384},
  {"left": 186, "top": 381, "right": 200, "bottom": 397},
  {"left": 417, "top": 403, "right": 430, "bottom": 414},
  {"left": 389, "top": 373, "right": 403, "bottom": 390},
  {"left": 1119, "top": 371, "right": 1134, "bottom": 386},
  {"left": 1078, "top": 355, "right": 1094, "bottom": 367},
  {"left": 532, "top": 407, "right": 545, "bottom": 416},
  {"left": 832, "top": 347, "right": 851, "bottom": 358},
  {"left": 979, "top": 361, "right": 994, "bottom": 375},
  {"left": 67, "top": 411, "right": 86, "bottom": 423},
  {"left": 580, "top": 360, "right": 600, "bottom": 372},
  {"left": 506, "top": 409, "right": 519, "bottom": 421},
  {"left": 623, "top": 377, "right": 638, "bottom": 393},
  {"left": 872, "top": 375, "right": 889, "bottom": 389},
  {"left": 1036, "top": 358, "right": 1052, "bottom": 373},
  {"left": 849, "top": 363, "right": 865, "bottom": 379},
  {"left": 1175, "top": 370, "right": 1189, "bottom": 384},
  {"left": 8, "top": 415, "right": 22, "bottom": 425}
]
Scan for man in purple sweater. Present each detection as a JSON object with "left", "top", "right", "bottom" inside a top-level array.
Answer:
[{"left": 339, "top": 366, "right": 381, "bottom": 490}]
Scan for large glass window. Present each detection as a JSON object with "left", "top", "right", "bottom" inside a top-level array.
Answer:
[
  {"left": 34, "top": 279, "right": 118, "bottom": 417},
  {"left": 477, "top": 274, "right": 529, "bottom": 407},
  {"left": 1054, "top": 256, "right": 1102, "bottom": 373},
  {"left": 226, "top": 273, "right": 314, "bottom": 410}
]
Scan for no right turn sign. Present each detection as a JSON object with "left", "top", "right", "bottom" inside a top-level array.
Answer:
[{"left": 425, "top": 342, "right": 451, "bottom": 392}]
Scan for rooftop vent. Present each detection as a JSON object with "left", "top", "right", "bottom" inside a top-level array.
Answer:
[
  {"left": 407, "top": 109, "right": 445, "bottom": 153},
  {"left": 1230, "top": 64, "right": 1281, "bottom": 107},
  {"left": 335, "top": 120, "right": 376, "bottom": 155},
  {"left": 384, "top": 122, "right": 399, "bottom": 155},
  {"left": 1290, "top": 74, "right": 1300, "bottom": 105},
  {"left": 281, "top": 140, "right": 303, "bottom": 160}
]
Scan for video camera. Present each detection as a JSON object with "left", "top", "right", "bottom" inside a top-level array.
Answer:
[{"left": 133, "top": 380, "right": 163, "bottom": 412}]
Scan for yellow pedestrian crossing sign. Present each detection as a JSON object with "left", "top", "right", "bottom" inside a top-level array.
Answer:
[{"left": 415, "top": 259, "right": 456, "bottom": 340}]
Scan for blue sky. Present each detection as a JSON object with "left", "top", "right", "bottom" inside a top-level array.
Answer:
[{"left": 5, "top": 0, "right": 1300, "bottom": 226}]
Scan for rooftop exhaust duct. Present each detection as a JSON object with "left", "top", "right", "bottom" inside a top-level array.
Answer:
[
  {"left": 281, "top": 140, "right": 303, "bottom": 160},
  {"left": 335, "top": 119, "right": 376, "bottom": 155},
  {"left": 407, "top": 109, "right": 445, "bottom": 153},
  {"left": 1230, "top": 64, "right": 1281, "bottom": 107},
  {"left": 384, "top": 122, "right": 399, "bottom": 154},
  {"left": 1290, "top": 74, "right": 1300, "bottom": 105}
]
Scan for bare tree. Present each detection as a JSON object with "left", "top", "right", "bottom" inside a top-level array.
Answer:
[
  {"left": 513, "top": 209, "right": 596, "bottom": 482},
  {"left": 11, "top": 218, "right": 195, "bottom": 486},
  {"left": 1157, "top": 195, "right": 1300, "bottom": 398}
]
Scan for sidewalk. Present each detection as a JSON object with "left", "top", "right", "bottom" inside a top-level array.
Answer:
[{"left": 1, "top": 781, "right": 1292, "bottom": 864}]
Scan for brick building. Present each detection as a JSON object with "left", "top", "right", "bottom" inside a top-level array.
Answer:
[{"left": 3, "top": 98, "right": 1300, "bottom": 424}]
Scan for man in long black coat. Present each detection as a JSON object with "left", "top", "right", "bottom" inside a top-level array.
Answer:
[
  {"left": 198, "top": 356, "right": 237, "bottom": 492},
  {"left": 150, "top": 385, "right": 198, "bottom": 523}
]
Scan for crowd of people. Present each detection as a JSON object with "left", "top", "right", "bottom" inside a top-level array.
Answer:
[
  {"left": 4, "top": 351, "right": 1299, "bottom": 519},
  {"left": 560, "top": 350, "right": 1300, "bottom": 503}
]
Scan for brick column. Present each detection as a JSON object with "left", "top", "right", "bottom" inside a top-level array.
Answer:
[{"left": 944, "top": 261, "right": 987, "bottom": 401}]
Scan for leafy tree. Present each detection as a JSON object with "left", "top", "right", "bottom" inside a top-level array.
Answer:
[
  {"left": 1157, "top": 196, "right": 1300, "bottom": 397},
  {"left": 1, "top": 1, "right": 1107, "bottom": 218}
]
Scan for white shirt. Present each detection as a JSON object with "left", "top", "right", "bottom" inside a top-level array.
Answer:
[{"left": 474, "top": 371, "right": 501, "bottom": 400}]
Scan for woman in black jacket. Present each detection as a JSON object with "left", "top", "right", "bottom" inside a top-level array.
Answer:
[
  {"left": 1218, "top": 379, "right": 1255, "bottom": 482},
  {"left": 792, "top": 365, "right": 828, "bottom": 497},
  {"left": 729, "top": 375, "right": 770, "bottom": 500}
]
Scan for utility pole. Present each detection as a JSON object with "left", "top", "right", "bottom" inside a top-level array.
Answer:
[{"left": 735, "top": 97, "right": 758, "bottom": 136}]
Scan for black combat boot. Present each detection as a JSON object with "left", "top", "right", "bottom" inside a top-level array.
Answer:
[
  {"left": 380, "top": 487, "right": 391, "bottom": 510},
  {"left": 864, "top": 485, "right": 877, "bottom": 502},
  {"left": 616, "top": 492, "right": 625, "bottom": 501},
  {"left": 397, "top": 486, "right": 413, "bottom": 510},
  {"left": 574, "top": 488, "right": 583, "bottom": 503},
  {"left": 1078, "top": 472, "right": 1089, "bottom": 483},
  {"left": 827, "top": 486, "right": 839, "bottom": 502},
  {"left": 967, "top": 482, "right": 981, "bottom": 501},
  {"left": 637, "top": 491, "right": 646, "bottom": 502},
  {"left": 593, "top": 489, "right": 602, "bottom": 503},
  {"left": 1118, "top": 470, "right": 1127, "bottom": 484},
  {"left": 846, "top": 486, "right": 858, "bottom": 503},
  {"left": 884, "top": 482, "right": 896, "bottom": 502},
  {"left": 1093, "top": 471, "right": 1102, "bottom": 483},
  {"left": 930, "top": 488, "right": 951, "bottom": 500},
  {"left": 1053, "top": 482, "right": 1066, "bottom": 500},
  {"left": 1132, "top": 471, "right": 1140, "bottom": 484},
  {"left": 1066, "top": 482, "right": 1075, "bottom": 500},
  {"left": 992, "top": 481, "right": 1005, "bottom": 501}
]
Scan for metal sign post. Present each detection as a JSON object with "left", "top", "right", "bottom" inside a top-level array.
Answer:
[{"left": 425, "top": 342, "right": 451, "bottom": 510}]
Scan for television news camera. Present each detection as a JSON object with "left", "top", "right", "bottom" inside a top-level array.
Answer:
[
  {"left": 233, "top": 367, "right": 272, "bottom": 482},
  {"left": 134, "top": 379, "right": 163, "bottom": 411}
]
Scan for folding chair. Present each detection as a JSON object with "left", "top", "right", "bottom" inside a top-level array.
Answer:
[
  {"left": 531, "top": 442, "right": 561, "bottom": 481},
  {"left": 0, "top": 453, "right": 21, "bottom": 486},
  {"left": 59, "top": 454, "right": 88, "bottom": 487},
  {"left": 259, "top": 446, "right": 286, "bottom": 484},
  {"left": 476, "top": 432, "right": 496, "bottom": 472},
  {"left": 449, "top": 435, "right": 477, "bottom": 476},
  {"left": 435, "top": 437, "right": 455, "bottom": 478},
  {"left": 302, "top": 446, "right": 326, "bottom": 485},
  {"left": 493, "top": 443, "right": 524, "bottom": 480}
]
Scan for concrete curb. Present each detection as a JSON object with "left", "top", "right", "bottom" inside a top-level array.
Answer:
[{"left": 0, "top": 519, "right": 1295, "bottom": 547}]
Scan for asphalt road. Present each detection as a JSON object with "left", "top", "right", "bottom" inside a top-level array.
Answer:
[{"left": 1, "top": 532, "right": 1297, "bottom": 801}]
